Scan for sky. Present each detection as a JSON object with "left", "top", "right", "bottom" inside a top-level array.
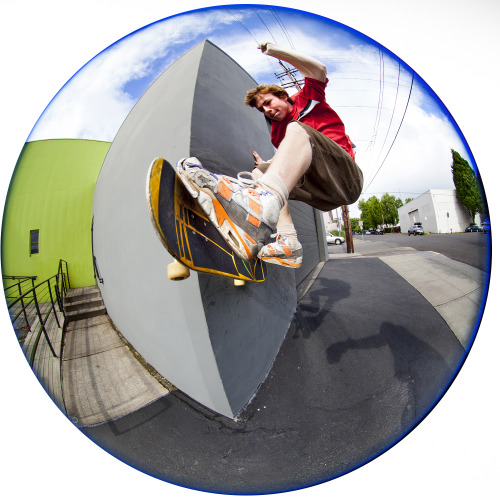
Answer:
[{"left": 26, "top": 5, "right": 475, "bottom": 219}]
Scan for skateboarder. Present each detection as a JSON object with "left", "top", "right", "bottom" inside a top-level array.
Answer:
[{"left": 177, "top": 42, "right": 363, "bottom": 267}]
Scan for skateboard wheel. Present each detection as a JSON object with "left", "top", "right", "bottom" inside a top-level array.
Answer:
[
  {"left": 168, "top": 260, "right": 190, "bottom": 281},
  {"left": 234, "top": 279, "right": 246, "bottom": 287}
]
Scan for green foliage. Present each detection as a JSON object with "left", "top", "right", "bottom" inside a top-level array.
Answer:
[
  {"left": 330, "top": 230, "right": 345, "bottom": 237},
  {"left": 405, "top": 197, "right": 414, "bottom": 204},
  {"left": 358, "top": 194, "right": 401, "bottom": 228},
  {"left": 451, "top": 149, "right": 484, "bottom": 221},
  {"left": 380, "top": 193, "right": 401, "bottom": 226}
]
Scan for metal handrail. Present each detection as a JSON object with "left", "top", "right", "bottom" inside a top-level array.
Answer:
[
  {"left": 4, "top": 260, "right": 70, "bottom": 366},
  {"left": 93, "top": 256, "right": 103, "bottom": 284},
  {"left": 57, "top": 259, "right": 70, "bottom": 291},
  {"left": 3, "top": 276, "right": 36, "bottom": 328},
  {"left": 3, "top": 276, "right": 36, "bottom": 296}
]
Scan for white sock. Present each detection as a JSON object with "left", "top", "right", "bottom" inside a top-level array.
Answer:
[
  {"left": 259, "top": 172, "right": 288, "bottom": 209},
  {"left": 276, "top": 224, "right": 297, "bottom": 239}
]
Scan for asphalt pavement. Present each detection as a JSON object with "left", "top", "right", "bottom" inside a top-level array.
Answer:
[
  {"left": 350, "top": 232, "right": 491, "bottom": 271},
  {"left": 80, "top": 233, "right": 490, "bottom": 494}
]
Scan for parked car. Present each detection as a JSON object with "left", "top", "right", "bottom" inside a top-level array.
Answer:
[
  {"left": 371, "top": 229, "right": 384, "bottom": 235},
  {"left": 481, "top": 219, "right": 491, "bottom": 233},
  {"left": 465, "top": 223, "right": 482, "bottom": 232},
  {"left": 408, "top": 223, "right": 424, "bottom": 236},
  {"left": 326, "top": 233, "right": 345, "bottom": 245}
]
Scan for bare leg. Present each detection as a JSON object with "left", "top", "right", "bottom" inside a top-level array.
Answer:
[
  {"left": 265, "top": 121, "right": 312, "bottom": 193},
  {"left": 252, "top": 167, "right": 294, "bottom": 231}
]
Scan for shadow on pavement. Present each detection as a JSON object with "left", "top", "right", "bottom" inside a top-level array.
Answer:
[{"left": 82, "top": 257, "right": 466, "bottom": 494}]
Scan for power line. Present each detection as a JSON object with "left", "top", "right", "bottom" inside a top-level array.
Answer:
[
  {"left": 225, "top": 9, "right": 276, "bottom": 75},
  {"left": 362, "top": 48, "right": 385, "bottom": 181},
  {"left": 252, "top": 8, "right": 277, "bottom": 44},
  {"left": 268, "top": 8, "right": 296, "bottom": 49},
  {"left": 371, "top": 49, "right": 385, "bottom": 150},
  {"left": 362, "top": 71, "right": 415, "bottom": 193},
  {"left": 374, "top": 60, "right": 401, "bottom": 165},
  {"left": 226, "top": 9, "right": 259, "bottom": 44}
]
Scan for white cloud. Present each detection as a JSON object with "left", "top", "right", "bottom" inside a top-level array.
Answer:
[
  {"left": 28, "top": 9, "right": 238, "bottom": 142},
  {"left": 352, "top": 102, "right": 471, "bottom": 212}
]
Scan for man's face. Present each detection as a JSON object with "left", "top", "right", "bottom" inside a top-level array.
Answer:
[{"left": 254, "top": 92, "right": 292, "bottom": 121}]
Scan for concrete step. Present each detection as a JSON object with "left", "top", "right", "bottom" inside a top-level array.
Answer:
[
  {"left": 64, "top": 286, "right": 106, "bottom": 321},
  {"left": 66, "top": 304, "right": 107, "bottom": 322},
  {"left": 64, "top": 297, "right": 104, "bottom": 312},
  {"left": 64, "top": 286, "right": 101, "bottom": 303}
]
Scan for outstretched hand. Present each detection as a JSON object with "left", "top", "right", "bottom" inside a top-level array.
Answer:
[
  {"left": 257, "top": 43, "right": 268, "bottom": 53},
  {"left": 252, "top": 151, "right": 264, "bottom": 165}
]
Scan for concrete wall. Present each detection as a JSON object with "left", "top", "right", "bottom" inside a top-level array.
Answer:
[
  {"left": 2, "top": 139, "right": 110, "bottom": 287},
  {"left": 92, "top": 41, "right": 298, "bottom": 418},
  {"left": 430, "top": 190, "right": 472, "bottom": 233}
]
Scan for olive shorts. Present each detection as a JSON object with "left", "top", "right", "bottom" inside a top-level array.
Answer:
[{"left": 257, "top": 122, "right": 364, "bottom": 211}]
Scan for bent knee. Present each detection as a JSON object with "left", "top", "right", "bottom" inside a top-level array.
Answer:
[
  {"left": 283, "top": 122, "right": 310, "bottom": 145},
  {"left": 285, "top": 121, "right": 306, "bottom": 135}
]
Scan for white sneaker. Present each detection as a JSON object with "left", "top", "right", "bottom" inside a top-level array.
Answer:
[
  {"left": 257, "top": 234, "right": 303, "bottom": 268},
  {"left": 176, "top": 157, "right": 280, "bottom": 262}
]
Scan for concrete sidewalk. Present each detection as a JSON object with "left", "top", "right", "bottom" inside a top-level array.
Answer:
[
  {"left": 62, "top": 314, "right": 170, "bottom": 427},
  {"left": 380, "top": 252, "right": 486, "bottom": 348},
  {"left": 329, "top": 238, "right": 487, "bottom": 348}
]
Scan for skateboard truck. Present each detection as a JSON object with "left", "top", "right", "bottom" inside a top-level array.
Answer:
[{"left": 167, "top": 259, "right": 246, "bottom": 286}]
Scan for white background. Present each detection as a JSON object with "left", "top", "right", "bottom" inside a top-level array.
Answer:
[{"left": 1, "top": 1, "right": 498, "bottom": 498}]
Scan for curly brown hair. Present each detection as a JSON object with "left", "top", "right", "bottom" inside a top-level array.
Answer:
[{"left": 244, "top": 84, "right": 289, "bottom": 107}]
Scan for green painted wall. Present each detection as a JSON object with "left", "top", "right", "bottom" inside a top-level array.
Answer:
[{"left": 2, "top": 139, "right": 111, "bottom": 288}]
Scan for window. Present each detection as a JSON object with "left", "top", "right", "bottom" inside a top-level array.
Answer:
[{"left": 30, "top": 230, "right": 39, "bottom": 255}]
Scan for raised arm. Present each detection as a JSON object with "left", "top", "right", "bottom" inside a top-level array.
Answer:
[{"left": 258, "top": 42, "right": 327, "bottom": 82}]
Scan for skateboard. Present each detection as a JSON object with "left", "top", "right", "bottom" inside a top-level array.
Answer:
[{"left": 146, "top": 157, "right": 266, "bottom": 285}]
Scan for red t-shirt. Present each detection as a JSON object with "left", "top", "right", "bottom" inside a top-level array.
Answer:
[{"left": 271, "top": 77, "right": 355, "bottom": 160}]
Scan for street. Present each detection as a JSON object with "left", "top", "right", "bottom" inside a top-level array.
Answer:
[{"left": 329, "top": 232, "right": 492, "bottom": 272}]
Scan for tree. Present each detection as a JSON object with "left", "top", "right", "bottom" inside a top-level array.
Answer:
[
  {"left": 451, "top": 149, "right": 484, "bottom": 221},
  {"left": 380, "top": 193, "right": 401, "bottom": 226},
  {"left": 404, "top": 197, "right": 414, "bottom": 204},
  {"left": 358, "top": 196, "right": 383, "bottom": 228}
]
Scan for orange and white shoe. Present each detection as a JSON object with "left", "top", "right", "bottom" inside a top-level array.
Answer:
[
  {"left": 176, "top": 157, "right": 280, "bottom": 262},
  {"left": 257, "top": 234, "right": 303, "bottom": 268}
]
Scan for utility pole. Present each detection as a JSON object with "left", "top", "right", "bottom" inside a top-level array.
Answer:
[
  {"left": 342, "top": 205, "right": 354, "bottom": 253},
  {"left": 274, "top": 61, "right": 304, "bottom": 91}
]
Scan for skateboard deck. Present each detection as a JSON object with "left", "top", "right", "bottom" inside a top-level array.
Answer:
[{"left": 147, "top": 157, "right": 266, "bottom": 282}]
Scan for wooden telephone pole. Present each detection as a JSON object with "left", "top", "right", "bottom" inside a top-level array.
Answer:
[
  {"left": 275, "top": 61, "right": 304, "bottom": 91},
  {"left": 341, "top": 205, "right": 354, "bottom": 253}
]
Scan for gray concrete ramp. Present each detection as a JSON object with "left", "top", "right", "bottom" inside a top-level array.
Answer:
[{"left": 91, "top": 40, "right": 297, "bottom": 418}]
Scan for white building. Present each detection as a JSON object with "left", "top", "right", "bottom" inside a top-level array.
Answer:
[
  {"left": 398, "top": 189, "right": 477, "bottom": 234},
  {"left": 323, "top": 209, "right": 343, "bottom": 233}
]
